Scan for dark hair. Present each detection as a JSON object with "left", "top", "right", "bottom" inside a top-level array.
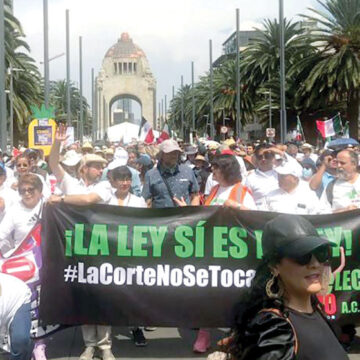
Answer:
[
  {"left": 111, "top": 166, "right": 132, "bottom": 181},
  {"left": 15, "top": 154, "right": 29, "bottom": 165},
  {"left": 18, "top": 173, "right": 43, "bottom": 192},
  {"left": 228, "top": 257, "right": 322, "bottom": 359},
  {"left": 254, "top": 143, "right": 272, "bottom": 157},
  {"left": 319, "top": 149, "right": 334, "bottom": 162},
  {"left": 211, "top": 154, "right": 241, "bottom": 184}
]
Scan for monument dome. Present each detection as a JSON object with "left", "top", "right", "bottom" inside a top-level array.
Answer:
[{"left": 105, "top": 33, "right": 145, "bottom": 59}]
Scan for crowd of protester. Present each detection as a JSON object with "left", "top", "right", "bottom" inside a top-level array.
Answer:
[{"left": 0, "top": 124, "right": 358, "bottom": 360}]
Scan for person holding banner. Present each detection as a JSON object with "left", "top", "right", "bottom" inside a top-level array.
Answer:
[
  {"left": 0, "top": 174, "right": 43, "bottom": 254},
  {"left": 48, "top": 165, "right": 148, "bottom": 350},
  {"left": 219, "top": 215, "right": 348, "bottom": 360},
  {"left": 193, "top": 154, "right": 256, "bottom": 353},
  {"left": 320, "top": 149, "right": 360, "bottom": 213},
  {"left": 142, "top": 139, "right": 200, "bottom": 208},
  {"left": 0, "top": 273, "right": 33, "bottom": 360},
  {"left": 204, "top": 154, "right": 255, "bottom": 210}
]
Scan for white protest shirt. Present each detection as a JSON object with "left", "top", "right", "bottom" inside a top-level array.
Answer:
[
  {"left": 245, "top": 169, "right": 278, "bottom": 209},
  {"left": 3, "top": 167, "right": 15, "bottom": 188},
  {"left": 109, "top": 193, "right": 146, "bottom": 208},
  {"left": 209, "top": 184, "right": 257, "bottom": 210},
  {"left": 0, "top": 184, "right": 19, "bottom": 224},
  {"left": 204, "top": 173, "right": 218, "bottom": 196},
  {"left": 0, "top": 198, "right": 42, "bottom": 252},
  {"left": 0, "top": 273, "right": 31, "bottom": 334},
  {"left": 59, "top": 172, "right": 112, "bottom": 203},
  {"left": 265, "top": 180, "right": 320, "bottom": 215},
  {"left": 319, "top": 175, "right": 360, "bottom": 213},
  {"left": 236, "top": 156, "right": 248, "bottom": 178}
]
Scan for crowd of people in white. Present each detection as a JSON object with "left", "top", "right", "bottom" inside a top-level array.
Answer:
[{"left": 0, "top": 124, "right": 359, "bottom": 359}]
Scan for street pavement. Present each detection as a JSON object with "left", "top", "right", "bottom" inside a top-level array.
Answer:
[
  {"left": 25, "top": 327, "right": 360, "bottom": 360},
  {"left": 1, "top": 326, "right": 360, "bottom": 359}
]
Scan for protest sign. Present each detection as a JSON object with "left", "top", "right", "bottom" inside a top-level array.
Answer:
[{"left": 40, "top": 204, "right": 360, "bottom": 328}]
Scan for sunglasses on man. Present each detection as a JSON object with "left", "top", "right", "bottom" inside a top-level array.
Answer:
[{"left": 256, "top": 152, "right": 274, "bottom": 161}]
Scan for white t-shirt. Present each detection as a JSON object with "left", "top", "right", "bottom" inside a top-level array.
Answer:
[
  {"left": 235, "top": 156, "right": 248, "bottom": 178},
  {"left": 0, "top": 199, "right": 43, "bottom": 253},
  {"left": 109, "top": 193, "right": 146, "bottom": 208},
  {"left": 245, "top": 169, "right": 279, "bottom": 209},
  {"left": 59, "top": 172, "right": 111, "bottom": 203},
  {"left": 0, "top": 273, "right": 31, "bottom": 334},
  {"left": 3, "top": 167, "right": 15, "bottom": 188},
  {"left": 209, "top": 184, "right": 257, "bottom": 210},
  {"left": 0, "top": 184, "right": 19, "bottom": 224},
  {"left": 265, "top": 180, "right": 320, "bottom": 215},
  {"left": 320, "top": 175, "right": 360, "bottom": 212},
  {"left": 204, "top": 173, "right": 218, "bottom": 196}
]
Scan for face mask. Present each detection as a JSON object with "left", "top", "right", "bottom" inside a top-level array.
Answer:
[
  {"left": 302, "top": 168, "right": 313, "bottom": 179},
  {"left": 180, "top": 154, "right": 187, "bottom": 163}
]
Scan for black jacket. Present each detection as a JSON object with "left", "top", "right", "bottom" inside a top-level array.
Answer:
[{"left": 239, "top": 310, "right": 296, "bottom": 360}]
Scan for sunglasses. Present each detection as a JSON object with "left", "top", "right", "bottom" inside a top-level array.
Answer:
[
  {"left": 19, "top": 187, "right": 35, "bottom": 195},
  {"left": 290, "top": 245, "right": 330, "bottom": 266},
  {"left": 256, "top": 152, "right": 274, "bottom": 160}
]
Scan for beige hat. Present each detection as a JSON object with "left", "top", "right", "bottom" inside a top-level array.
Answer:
[
  {"left": 61, "top": 150, "right": 82, "bottom": 167},
  {"left": 301, "top": 143, "right": 313, "bottom": 150},
  {"left": 195, "top": 155, "right": 207, "bottom": 162},
  {"left": 159, "top": 139, "right": 182, "bottom": 153},
  {"left": 223, "top": 138, "right": 236, "bottom": 147},
  {"left": 104, "top": 148, "right": 114, "bottom": 155},
  {"left": 82, "top": 142, "right": 93, "bottom": 149},
  {"left": 79, "top": 154, "right": 107, "bottom": 169}
]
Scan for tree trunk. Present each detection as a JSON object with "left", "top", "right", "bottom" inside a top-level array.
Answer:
[{"left": 347, "top": 90, "right": 360, "bottom": 139}]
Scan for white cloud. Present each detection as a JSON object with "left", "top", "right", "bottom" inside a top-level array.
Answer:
[{"left": 13, "top": 0, "right": 317, "bottom": 108}]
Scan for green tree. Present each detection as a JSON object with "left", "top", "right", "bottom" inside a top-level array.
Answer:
[
  {"left": 5, "top": 0, "right": 43, "bottom": 143},
  {"left": 300, "top": 0, "right": 360, "bottom": 137},
  {"left": 240, "top": 18, "right": 314, "bottom": 126},
  {"left": 49, "top": 80, "right": 91, "bottom": 135}
]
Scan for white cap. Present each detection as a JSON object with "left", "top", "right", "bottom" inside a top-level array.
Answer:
[
  {"left": 275, "top": 162, "right": 299, "bottom": 177},
  {"left": 108, "top": 159, "right": 128, "bottom": 170},
  {"left": 108, "top": 148, "right": 128, "bottom": 170},
  {"left": 113, "top": 148, "right": 129, "bottom": 163},
  {"left": 61, "top": 150, "right": 82, "bottom": 167}
]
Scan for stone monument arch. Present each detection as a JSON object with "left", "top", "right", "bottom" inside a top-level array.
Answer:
[{"left": 96, "top": 33, "right": 156, "bottom": 138}]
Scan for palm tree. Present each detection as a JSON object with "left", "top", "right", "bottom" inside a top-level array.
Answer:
[
  {"left": 49, "top": 80, "right": 91, "bottom": 134},
  {"left": 300, "top": 0, "right": 360, "bottom": 137},
  {"left": 4, "top": 0, "right": 43, "bottom": 143},
  {"left": 240, "top": 18, "right": 314, "bottom": 127}
]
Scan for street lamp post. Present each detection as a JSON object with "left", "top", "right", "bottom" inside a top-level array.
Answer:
[
  {"left": 66, "top": 9, "right": 71, "bottom": 126},
  {"left": 279, "top": 0, "right": 287, "bottom": 142},
  {"left": 43, "top": 0, "right": 49, "bottom": 107},
  {"left": 236, "top": 8, "right": 241, "bottom": 138},
  {"left": 209, "top": 39, "right": 215, "bottom": 139},
  {"left": 0, "top": 0, "right": 7, "bottom": 152}
]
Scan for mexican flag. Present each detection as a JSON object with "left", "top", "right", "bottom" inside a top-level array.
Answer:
[
  {"left": 138, "top": 117, "right": 154, "bottom": 144},
  {"left": 316, "top": 114, "right": 342, "bottom": 139},
  {"left": 157, "top": 123, "right": 170, "bottom": 144}
]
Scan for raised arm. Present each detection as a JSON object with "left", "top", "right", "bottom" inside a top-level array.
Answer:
[{"left": 49, "top": 124, "right": 67, "bottom": 182}]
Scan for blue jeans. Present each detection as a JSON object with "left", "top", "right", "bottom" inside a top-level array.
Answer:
[{"left": 9, "top": 302, "right": 33, "bottom": 360}]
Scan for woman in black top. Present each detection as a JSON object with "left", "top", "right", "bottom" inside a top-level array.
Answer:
[{"left": 223, "top": 215, "right": 349, "bottom": 360}]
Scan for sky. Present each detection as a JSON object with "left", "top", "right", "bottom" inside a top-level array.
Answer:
[{"left": 13, "top": 0, "right": 319, "bottom": 114}]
